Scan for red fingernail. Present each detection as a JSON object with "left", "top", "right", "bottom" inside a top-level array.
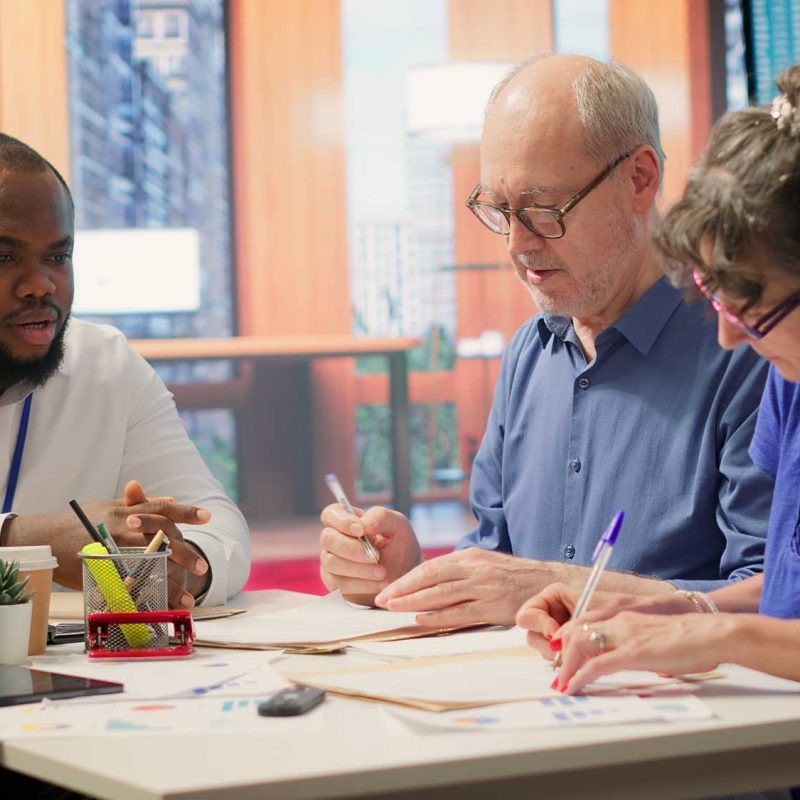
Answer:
[
  {"left": 559, "top": 685, "right": 568, "bottom": 694},
  {"left": 549, "top": 638, "right": 562, "bottom": 652},
  {"left": 550, "top": 677, "right": 558, "bottom": 690}
]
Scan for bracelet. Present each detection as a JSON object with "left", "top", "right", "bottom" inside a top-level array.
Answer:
[
  {"left": 695, "top": 591, "right": 719, "bottom": 615},
  {"left": 675, "top": 589, "right": 720, "bottom": 614},
  {"left": 675, "top": 589, "right": 707, "bottom": 614}
]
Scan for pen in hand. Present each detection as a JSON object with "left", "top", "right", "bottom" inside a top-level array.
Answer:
[
  {"left": 552, "top": 510, "right": 624, "bottom": 671},
  {"left": 324, "top": 473, "right": 380, "bottom": 564}
]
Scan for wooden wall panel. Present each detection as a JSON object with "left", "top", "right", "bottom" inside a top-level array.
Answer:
[
  {"left": 449, "top": 0, "right": 553, "bottom": 489},
  {"left": 449, "top": 0, "right": 554, "bottom": 58},
  {"left": 228, "top": 0, "right": 350, "bottom": 338},
  {"left": 0, "top": 0, "right": 70, "bottom": 178},
  {"left": 228, "top": 0, "right": 355, "bottom": 514},
  {"left": 609, "top": 0, "right": 713, "bottom": 205}
]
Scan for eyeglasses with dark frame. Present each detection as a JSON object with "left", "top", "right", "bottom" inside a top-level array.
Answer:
[
  {"left": 692, "top": 269, "right": 800, "bottom": 339},
  {"left": 465, "top": 149, "right": 637, "bottom": 240}
]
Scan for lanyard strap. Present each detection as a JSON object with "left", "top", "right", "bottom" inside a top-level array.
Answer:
[{"left": 3, "top": 393, "right": 32, "bottom": 514}]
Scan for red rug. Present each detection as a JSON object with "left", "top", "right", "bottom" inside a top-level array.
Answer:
[{"left": 243, "top": 547, "right": 454, "bottom": 595}]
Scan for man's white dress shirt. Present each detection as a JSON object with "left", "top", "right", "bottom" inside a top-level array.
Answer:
[{"left": 0, "top": 318, "right": 250, "bottom": 605}]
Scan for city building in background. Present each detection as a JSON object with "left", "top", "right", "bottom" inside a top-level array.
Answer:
[
  {"left": 746, "top": 0, "right": 800, "bottom": 103},
  {"left": 343, "top": 0, "right": 461, "bottom": 497},
  {"left": 65, "top": 0, "right": 237, "bottom": 496},
  {"left": 342, "top": 0, "right": 613, "bottom": 497},
  {"left": 61, "top": 0, "right": 771, "bottom": 508}
]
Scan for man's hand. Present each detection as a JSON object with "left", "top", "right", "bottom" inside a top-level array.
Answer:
[
  {"left": 112, "top": 480, "right": 211, "bottom": 609},
  {"left": 3, "top": 480, "right": 212, "bottom": 609},
  {"left": 374, "top": 549, "right": 562, "bottom": 627},
  {"left": 319, "top": 504, "right": 421, "bottom": 605}
]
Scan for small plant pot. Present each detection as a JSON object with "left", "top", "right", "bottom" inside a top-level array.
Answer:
[{"left": 0, "top": 602, "right": 33, "bottom": 665}]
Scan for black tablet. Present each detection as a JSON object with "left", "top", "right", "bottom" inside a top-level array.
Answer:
[{"left": 0, "top": 665, "right": 124, "bottom": 707}]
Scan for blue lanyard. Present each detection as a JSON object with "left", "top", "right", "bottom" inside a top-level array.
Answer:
[{"left": 3, "top": 393, "right": 32, "bottom": 514}]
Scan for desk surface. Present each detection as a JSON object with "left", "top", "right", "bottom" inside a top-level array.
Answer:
[
  {"left": 130, "top": 335, "right": 421, "bottom": 362},
  {"left": 4, "top": 590, "right": 800, "bottom": 800}
]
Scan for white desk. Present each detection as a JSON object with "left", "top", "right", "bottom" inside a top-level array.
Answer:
[{"left": 3, "top": 590, "right": 800, "bottom": 800}]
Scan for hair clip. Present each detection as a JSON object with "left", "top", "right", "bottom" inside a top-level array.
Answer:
[{"left": 771, "top": 94, "right": 800, "bottom": 137}]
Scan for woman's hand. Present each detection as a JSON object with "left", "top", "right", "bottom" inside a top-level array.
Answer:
[
  {"left": 516, "top": 583, "right": 655, "bottom": 659},
  {"left": 552, "top": 612, "right": 736, "bottom": 694}
]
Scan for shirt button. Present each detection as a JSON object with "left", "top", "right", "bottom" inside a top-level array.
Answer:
[
  {"left": 569, "top": 458, "right": 582, "bottom": 473},
  {"left": 578, "top": 377, "right": 590, "bottom": 389},
  {"left": 564, "top": 545, "right": 576, "bottom": 559}
]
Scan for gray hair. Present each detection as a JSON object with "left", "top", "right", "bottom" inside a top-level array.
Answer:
[
  {"left": 655, "top": 64, "right": 800, "bottom": 310},
  {"left": 487, "top": 55, "right": 665, "bottom": 186}
]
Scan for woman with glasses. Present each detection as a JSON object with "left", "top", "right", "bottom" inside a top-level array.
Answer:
[{"left": 517, "top": 64, "right": 800, "bottom": 699}]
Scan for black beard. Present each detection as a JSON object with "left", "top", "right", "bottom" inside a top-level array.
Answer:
[{"left": 0, "top": 314, "right": 70, "bottom": 392}]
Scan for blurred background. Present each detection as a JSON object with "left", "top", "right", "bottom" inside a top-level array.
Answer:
[{"left": 1, "top": 0, "right": 796, "bottom": 592}]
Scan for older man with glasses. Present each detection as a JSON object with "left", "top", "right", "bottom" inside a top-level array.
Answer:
[{"left": 319, "top": 53, "right": 773, "bottom": 628}]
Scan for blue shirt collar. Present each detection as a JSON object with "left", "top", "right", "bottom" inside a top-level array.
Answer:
[{"left": 536, "top": 278, "right": 683, "bottom": 356}]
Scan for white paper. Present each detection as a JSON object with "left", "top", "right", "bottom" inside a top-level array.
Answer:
[
  {"left": 639, "top": 692, "right": 714, "bottom": 721},
  {"left": 386, "top": 690, "right": 715, "bottom": 733},
  {"left": 387, "top": 694, "right": 664, "bottom": 731},
  {"left": 294, "top": 649, "right": 691, "bottom": 706},
  {"left": 192, "top": 662, "right": 290, "bottom": 698},
  {"left": 194, "top": 591, "right": 424, "bottom": 646},
  {"left": 349, "top": 626, "right": 527, "bottom": 659},
  {"left": 0, "top": 694, "right": 321, "bottom": 740},
  {"left": 29, "top": 650, "right": 283, "bottom": 700}
]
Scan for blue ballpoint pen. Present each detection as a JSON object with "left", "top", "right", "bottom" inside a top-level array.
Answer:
[{"left": 552, "top": 510, "right": 624, "bottom": 670}]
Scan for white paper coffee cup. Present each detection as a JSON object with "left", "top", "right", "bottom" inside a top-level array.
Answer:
[{"left": 1, "top": 545, "right": 58, "bottom": 655}]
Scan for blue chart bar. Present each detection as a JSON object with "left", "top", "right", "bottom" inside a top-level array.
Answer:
[{"left": 221, "top": 699, "right": 256, "bottom": 713}]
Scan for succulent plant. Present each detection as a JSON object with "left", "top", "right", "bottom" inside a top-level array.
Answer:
[{"left": 0, "top": 559, "right": 34, "bottom": 605}]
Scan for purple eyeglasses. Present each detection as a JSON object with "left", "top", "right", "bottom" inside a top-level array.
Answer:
[{"left": 692, "top": 269, "right": 800, "bottom": 339}]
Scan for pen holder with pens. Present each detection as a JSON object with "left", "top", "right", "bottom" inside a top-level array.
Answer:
[{"left": 79, "top": 544, "right": 194, "bottom": 659}]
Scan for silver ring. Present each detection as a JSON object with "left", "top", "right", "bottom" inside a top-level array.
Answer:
[{"left": 588, "top": 629, "right": 607, "bottom": 652}]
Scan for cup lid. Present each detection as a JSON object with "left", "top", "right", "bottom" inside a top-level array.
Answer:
[{"left": 0, "top": 545, "right": 58, "bottom": 571}]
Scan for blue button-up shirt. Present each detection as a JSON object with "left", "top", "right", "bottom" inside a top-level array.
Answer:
[
  {"left": 459, "top": 278, "right": 773, "bottom": 590},
  {"left": 750, "top": 366, "right": 800, "bottom": 618}
]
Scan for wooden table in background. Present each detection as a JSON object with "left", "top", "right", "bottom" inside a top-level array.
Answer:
[{"left": 130, "top": 335, "right": 420, "bottom": 518}]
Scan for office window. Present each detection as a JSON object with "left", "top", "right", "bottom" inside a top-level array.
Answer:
[
  {"left": 65, "top": 0, "right": 237, "bottom": 496},
  {"left": 725, "top": 0, "right": 750, "bottom": 109},
  {"left": 342, "top": 0, "right": 462, "bottom": 498},
  {"left": 746, "top": 0, "right": 800, "bottom": 103},
  {"left": 137, "top": 12, "right": 154, "bottom": 37},
  {"left": 553, "top": 0, "right": 609, "bottom": 59},
  {"left": 164, "top": 11, "right": 181, "bottom": 37}
]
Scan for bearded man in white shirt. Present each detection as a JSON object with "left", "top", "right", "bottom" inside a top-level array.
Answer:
[{"left": 0, "top": 133, "right": 250, "bottom": 608}]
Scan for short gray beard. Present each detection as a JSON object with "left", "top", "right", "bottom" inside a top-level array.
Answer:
[{"left": 514, "top": 210, "right": 637, "bottom": 319}]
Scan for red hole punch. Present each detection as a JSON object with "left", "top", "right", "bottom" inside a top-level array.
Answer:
[{"left": 87, "top": 609, "right": 195, "bottom": 659}]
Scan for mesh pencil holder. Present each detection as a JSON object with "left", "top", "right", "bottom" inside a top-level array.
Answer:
[{"left": 80, "top": 545, "right": 170, "bottom": 653}]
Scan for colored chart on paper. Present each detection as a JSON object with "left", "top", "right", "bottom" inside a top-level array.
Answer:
[
  {"left": 388, "top": 694, "right": 668, "bottom": 732},
  {"left": 106, "top": 719, "right": 170, "bottom": 732}
]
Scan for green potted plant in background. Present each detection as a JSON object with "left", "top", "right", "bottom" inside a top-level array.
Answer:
[{"left": 0, "top": 558, "right": 35, "bottom": 665}]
